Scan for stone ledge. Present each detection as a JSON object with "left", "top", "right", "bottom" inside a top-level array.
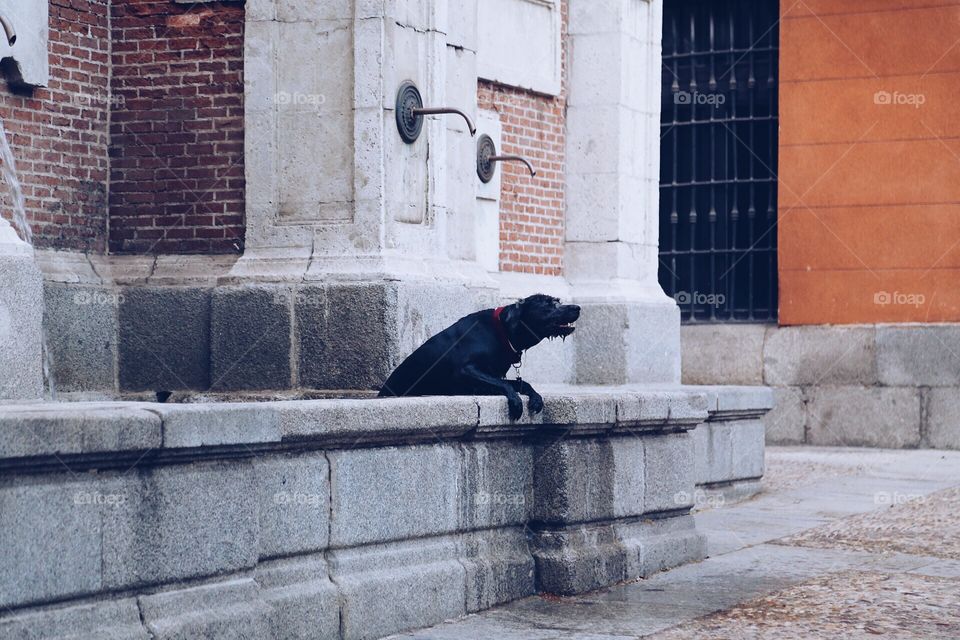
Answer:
[
  {"left": 0, "top": 389, "right": 713, "bottom": 467},
  {"left": 0, "top": 385, "right": 768, "bottom": 638}
]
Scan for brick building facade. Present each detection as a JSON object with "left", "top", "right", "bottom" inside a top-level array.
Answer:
[{"left": 0, "top": 0, "right": 570, "bottom": 270}]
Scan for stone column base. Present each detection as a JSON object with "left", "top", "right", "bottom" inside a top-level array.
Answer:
[
  {"left": 573, "top": 299, "right": 681, "bottom": 385},
  {"left": 42, "top": 275, "right": 499, "bottom": 395}
]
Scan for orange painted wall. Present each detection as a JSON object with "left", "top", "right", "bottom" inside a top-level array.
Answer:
[{"left": 778, "top": 0, "right": 960, "bottom": 324}]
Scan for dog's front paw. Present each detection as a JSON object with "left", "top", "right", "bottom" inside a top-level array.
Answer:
[
  {"left": 507, "top": 394, "right": 524, "bottom": 420},
  {"left": 528, "top": 393, "right": 544, "bottom": 415}
]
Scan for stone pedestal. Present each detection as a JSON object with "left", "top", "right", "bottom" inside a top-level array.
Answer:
[
  {"left": 565, "top": 0, "right": 680, "bottom": 385},
  {"left": 0, "top": 219, "right": 43, "bottom": 400},
  {"left": 239, "top": 0, "right": 496, "bottom": 389}
]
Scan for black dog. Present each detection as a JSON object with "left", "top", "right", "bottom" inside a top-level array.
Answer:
[{"left": 378, "top": 294, "right": 581, "bottom": 419}]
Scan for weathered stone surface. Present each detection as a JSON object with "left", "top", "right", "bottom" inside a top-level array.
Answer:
[
  {"left": 330, "top": 537, "right": 467, "bottom": 640},
  {"left": 0, "top": 478, "right": 103, "bottom": 609},
  {"left": 681, "top": 324, "right": 766, "bottom": 385},
  {"left": 644, "top": 432, "right": 696, "bottom": 513},
  {"left": 924, "top": 388, "right": 960, "bottom": 450},
  {"left": 0, "top": 403, "right": 161, "bottom": 460},
  {"left": 531, "top": 436, "right": 645, "bottom": 525},
  {"left": 328, "top": 445, "right": 461, "bottom": 547},
  {"left": 573, "top": 301, "right": 681, "bottom": 385},
  {"left": 256, "top": 557, "right": 340, "bottom": 640},
  {"left": 763, "top": 387, "right": 807, "bottom": 445},
  {"left": 0, "top": 598, "right": 149, "bottom": 640},
  {"left": 102, "top": 462, "right": 258, "bottom": 589},
  {"left": 764, "top": 325, "right": 877, "bottom": 386},
  {"left": 43, "top": 283, "right": 119, "bottom": 393},
  {"left": 277, "top": 396, "right": 477, "bottom": 444},
  {"left": 877, "top": 325, "right": 960, "bottom": 386},
  {"left": 138, "top": 578, "right": 271, "bottom": 640},
  {"left": 210, "top": 286, "right": 292, "bottom": 391},
  {"left": 254, "top": 454, "right": 330, "bottom": 559},
  {"left": 460, "top": 528, "right": 535, "bottom": 613},
  {"left": 477, "top": 392, "right": 616, "bottom": 429},
  {"left": 0, "top": 249, "right": 44, "bottom": 400},
  {"left": 118, "top": 287, "right": 211, "bottom": 392},
  {"left": 730, "top": 420, "right": 766, "bottom": 481},
  {"left": 701, "top": 385, "right": 775, "bottom": 416},
  {"left": 297, "top": 284, "right": 395, "bottom": 391},
  {"left": 531, "top": 524, "right": 628, "bottom": 595},
  {"left": 616, "top": 515, "right": 707, "bottom": 578},
  {"left": 806, "top": 386, "right": 921, "bottom": 448},
  {"left": 460, "top": 442, "right": 532, "bottom": 529},
  {"left": 153, "top": 402, "right": 281, "bottom": 449},
  {"left": 695, "top": 420, "right": 765, "bottom": 486}
]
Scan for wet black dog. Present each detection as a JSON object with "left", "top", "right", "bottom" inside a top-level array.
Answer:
[{"left": 378, "top": 294, "right": 581, "bottom": 419}]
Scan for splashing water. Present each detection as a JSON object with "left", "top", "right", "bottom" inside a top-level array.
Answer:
[{"left": 0, "top": 121, "right": 57, "bottom": 399}]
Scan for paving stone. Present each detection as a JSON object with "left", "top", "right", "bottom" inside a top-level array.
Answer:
[
  {"left": 782, "top": 486, "right": 960, "bottom": 560},
  {"left": 210, "top": 286, "right": 292, "bottom": 391},
  {"left": 43, "top": 283, "right": 119, "bottom": 393},
  {"left": 138, "top": 578, "right": 271, "bottom": 640},
  {"left": 877, "top": 325, "right": 960, "bottom": 386},
  {"left": 806, "top": 386, "right": 921, "bottom": 448},
  {"left": 924, "top": 387, "right": 960, "bottom": 449},
  {"left": 328, "top": 445, "right": 461, "bottom": 547},
  {"left": 651, "top": 570, "right": 960, "bottom": 639},
  {"left": 254, "top": 454, "right": 330, "bottom": 559},
  {"left": 764, "top": 325, "right": 877, "bottom": 386},
  {"left": 118, "top": 287, "right": 211, "bottom": 392}
]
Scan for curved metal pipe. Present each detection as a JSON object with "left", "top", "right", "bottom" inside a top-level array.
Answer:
[
  {"left": 412, "top": 107, "right": 477, "bottom": 136},
  {"left": 0, "top": 13, "right": 15, "bottom": 46},
  {"left": 490, "top": 154, "right": 537, "bottom": 177}
]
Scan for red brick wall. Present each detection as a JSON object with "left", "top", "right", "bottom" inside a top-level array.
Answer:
[
  {"left": 0, "top": 0, "right": 110, "bottom": 252},
  {"left": 109, "top": 0, "right": 244, "bottom": 254},
  {"left": 478, "top": 0, "right": 567, "bottom": 276}
]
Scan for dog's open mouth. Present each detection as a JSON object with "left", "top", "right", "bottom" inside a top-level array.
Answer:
[{"left": 551, "top": 322, "right": 576, "bottom": 338}]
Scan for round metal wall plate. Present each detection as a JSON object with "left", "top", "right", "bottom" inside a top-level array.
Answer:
[
  {"left": 476, "top": 134, "right": 497, "bottom": 183},
  {"left": 396, "top": 81, "right": 424, "bottom": 144}
]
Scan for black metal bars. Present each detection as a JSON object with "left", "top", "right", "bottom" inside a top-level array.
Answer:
[{"left": 658, "top": 0, "right": 780, "bottom": 323}]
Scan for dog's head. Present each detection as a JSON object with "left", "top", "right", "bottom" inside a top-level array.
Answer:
[{"left": 504, "top": 294, "right": 581, "bottom": 350}]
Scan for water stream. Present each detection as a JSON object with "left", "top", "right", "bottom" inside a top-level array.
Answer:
[{"left": 0, "top": 121, "right": 57, "bottom": 399}]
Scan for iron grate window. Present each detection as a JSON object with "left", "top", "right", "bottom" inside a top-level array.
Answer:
[{"left": 658, "top": 0, "right": 779, "bottom": 323}]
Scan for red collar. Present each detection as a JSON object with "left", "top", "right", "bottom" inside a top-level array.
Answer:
[{"left": 492, "top": 306, "right": 520, "bottom": 359}]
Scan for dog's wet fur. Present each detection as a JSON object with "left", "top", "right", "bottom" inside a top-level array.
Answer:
[{"left": 378, "top": 294, "right": 581, "bottom": 419}]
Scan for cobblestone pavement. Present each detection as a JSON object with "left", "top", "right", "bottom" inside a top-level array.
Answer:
[
  {"left": 781, "top": 487, "right": 960, "bottom": 561},
  {"left": 651, "top": 571, "right": 960, "bottom": 639},
  {"left": 389, "top": 447, "right": 960, "bottom": 640}
]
